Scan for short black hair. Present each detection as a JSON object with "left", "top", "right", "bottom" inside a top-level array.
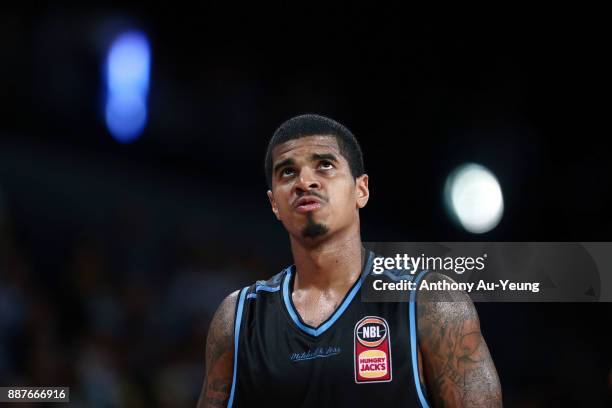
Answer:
[{"left": 265, "top": 114, "right": 364, "bottom": 188}]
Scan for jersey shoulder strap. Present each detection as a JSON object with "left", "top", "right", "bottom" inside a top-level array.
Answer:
[{"left": 244, "top": 268, "right": 286, "bottom": 300}]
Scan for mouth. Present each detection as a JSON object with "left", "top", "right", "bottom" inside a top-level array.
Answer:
[{"left": 293, "top": 196, "right": 324, "bottom": 213}]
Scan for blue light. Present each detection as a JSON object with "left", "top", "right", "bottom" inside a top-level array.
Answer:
[
  {"left": 105, "top": 31, "right": 150, "bottom": 143},
  {"left": 105, "top": 93, "right": 147, "bottom": 142}
]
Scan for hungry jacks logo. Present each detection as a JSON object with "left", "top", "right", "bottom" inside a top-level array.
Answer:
[{"left": 354, "top": 316, "right": 392, "bottom": 383}]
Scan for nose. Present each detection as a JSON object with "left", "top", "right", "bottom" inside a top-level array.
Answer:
[{"left": 293, "top": 167, "right": 321, "bottom": 194}]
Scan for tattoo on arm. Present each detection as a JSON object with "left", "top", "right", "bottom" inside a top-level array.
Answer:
[
  {"left": 197, "top": 290, "right": 239, "bottom": 408},
  {"left": 417, "top": 273, "right": 502, "bottom": 407}
]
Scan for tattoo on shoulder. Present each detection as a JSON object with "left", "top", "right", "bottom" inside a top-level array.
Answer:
[
  {"left": 417, "top": 272, "right": 502, "bottom": 407},
  {"left": 197, "top": 290, "right": 239, "bottom": 408}
]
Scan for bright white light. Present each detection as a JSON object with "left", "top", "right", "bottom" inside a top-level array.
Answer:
[
  {"left": 105, "top": 30, "right": 150, "bottom": 143},
  {"left": 444, "top": 163, "right": 504, "bottom": 234}
]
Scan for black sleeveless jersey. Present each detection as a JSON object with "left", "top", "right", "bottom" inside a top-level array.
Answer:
[{"left": 227, "top": 251, "right": 431, "bottom": 408}]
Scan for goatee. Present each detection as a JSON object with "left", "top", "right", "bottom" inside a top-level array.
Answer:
[{"left": 301, "top": 213, "right": 329, "bottom": 238}]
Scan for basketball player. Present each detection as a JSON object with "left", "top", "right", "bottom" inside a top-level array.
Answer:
[{"left": 197, "top": 114, "right": 502, "bottom": 407}]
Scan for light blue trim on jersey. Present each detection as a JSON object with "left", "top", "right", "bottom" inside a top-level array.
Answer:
[
  {"left": 255, "top": 284, "right": 280, "bottom": 292},
  {"left": 282, "top": 251, "right": 374, "bottom": 337},
  {"left": 409, "top": 270, "right": 431, "bottom": 408},
  {"left": 247, "top": 284, "right": 280, "bottom": 300},
  {"left": 228, "top": 286, "right": 248, "bottom": 408}
]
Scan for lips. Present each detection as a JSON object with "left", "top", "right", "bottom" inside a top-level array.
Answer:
[{"left": 293, "top": 196, "right": 324, "bottom": 213}]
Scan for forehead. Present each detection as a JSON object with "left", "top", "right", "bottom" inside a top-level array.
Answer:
[{"left": 272, "top": 135, "right": 342, "bottom": 163}]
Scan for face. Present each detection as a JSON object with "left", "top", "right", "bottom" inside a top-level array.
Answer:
[{"left": 267, "top": 135, "right": 369, "bottom": 242}]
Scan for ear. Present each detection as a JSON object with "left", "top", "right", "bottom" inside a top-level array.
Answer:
[
  {"left": 267, "top": 190, "right": 281, "bottom": 220},
  {"left": 355, "top": 174, "right": 369, "bottom": 209}
]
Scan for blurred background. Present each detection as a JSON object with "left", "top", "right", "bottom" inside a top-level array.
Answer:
[{"left": 0, "top": 5, "right": 610, "bottom": 407}]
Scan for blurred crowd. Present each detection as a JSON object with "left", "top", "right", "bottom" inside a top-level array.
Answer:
[{"left": 0, "top": 191, "right": 266, "bottom": 407}]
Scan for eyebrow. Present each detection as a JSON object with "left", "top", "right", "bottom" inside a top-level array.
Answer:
[
  {"left": 311, "top": 153, "right": 339, "bottom": 162},
  {"left": 273, "top": 158, "right": 295, "bottom": 175},
  {"left": 273, "top": 153, "right": 340, "bottom": 175}
]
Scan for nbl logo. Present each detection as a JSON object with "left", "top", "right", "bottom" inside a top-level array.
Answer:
[
  {"left": 354, "top": 316, "right": 392, "bottom": 383},
  {"left": 356, "top": 318, "right": 387, "bottom": 347}
]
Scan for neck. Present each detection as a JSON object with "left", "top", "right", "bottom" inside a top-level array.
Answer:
[{"left": 289, "top": 222, "right": 365, "bottom": 291}]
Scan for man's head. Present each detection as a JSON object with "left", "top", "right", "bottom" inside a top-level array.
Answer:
[{"left": 265, "top": 114, "right": 369, "bottom": 242}]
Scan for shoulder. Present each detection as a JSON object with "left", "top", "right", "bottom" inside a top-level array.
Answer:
[
  {"left": 417, "top": 271, "right": 474, "bottom": 303},
  {"left": 209, "top": 290, "right": 241, "bottom": 343},
  {"left": 416, "top": 271, "right": 479, "bottom": 335}
]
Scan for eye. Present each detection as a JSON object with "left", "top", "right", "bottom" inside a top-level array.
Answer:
[
  {"left": 281, "top": 167, "right": 296, "bottom": 177},
  {"left": 319, "top": 161, "right": 334, "bottom": 170}
]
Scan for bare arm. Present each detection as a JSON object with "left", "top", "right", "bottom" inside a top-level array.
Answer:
[
  {"left": 197, "top": 290, "right": 239, "bottom": 408},
  {"left": 417, "top": 272, "right": 502, "bottom": 407}
]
